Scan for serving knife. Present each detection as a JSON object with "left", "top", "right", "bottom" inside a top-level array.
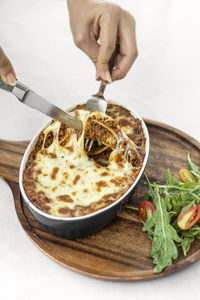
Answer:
[{"left": 0, "top": 78, "right": 83, "bottom": 131}]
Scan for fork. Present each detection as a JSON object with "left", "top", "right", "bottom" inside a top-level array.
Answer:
[
  {"left": 85, "top": 80, "right": 108, "bottom": 114},
  {"left": 84, "top": 93, "right": 135, "bottom": 163},
  {"left": 85, "top": 44, "right": 120, "bottom": 114},
  {"left": 85, "top": 44, "right": 119, "bottom": 152}
]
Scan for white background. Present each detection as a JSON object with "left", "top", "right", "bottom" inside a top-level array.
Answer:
[{"left": 0, "top": 0, "right": 200, "bottom": 299}]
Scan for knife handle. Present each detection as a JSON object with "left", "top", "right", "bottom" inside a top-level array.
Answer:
[{"left": 0, "top": 77, "right": 14, "bottom": 92}]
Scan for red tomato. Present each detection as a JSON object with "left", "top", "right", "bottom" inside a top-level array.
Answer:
[
  {"left": 179, "top": 168, "right": 195, "bottom": 183},
  {"left": 177, "top": 203, "right": 200, "bottom": 230},
  {"left": 139, "top": 200, "right": 155, "bottom": 222}
]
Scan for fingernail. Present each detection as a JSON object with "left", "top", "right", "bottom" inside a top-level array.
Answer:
[
  {"left": 7, "top": 73, "right": 16, "bottom": 86},
  {"left": 105, "top": 71, "right": 112, "bottom": 83}
]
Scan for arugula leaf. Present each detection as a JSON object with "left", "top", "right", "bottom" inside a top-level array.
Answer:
[
  {"left": 143, "top": 188, "right": 181, "bottom": 273},
  {"left": 188, "top": 153, "right": 200, "bottom": 182},
  {"left": 166, "top": 169, "right": 179, "bottom": 186},
  {"left": 144, "top": 173, "right": 155, "bottom": 199},
  {"left": 180, "top": 200, "right": 196, "bottom": 214},
  {"left": 177, "top": 222, "right": 200, "bottom": 254},
  {"left": 180, "top": 236, "right": 195, "bottom": 256}
]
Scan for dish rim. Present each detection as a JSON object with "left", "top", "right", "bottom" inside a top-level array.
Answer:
[{"left": 19, "top": 100, "right": 150, "bottom": 221}]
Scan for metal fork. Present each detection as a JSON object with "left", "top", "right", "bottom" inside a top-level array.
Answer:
[
  {"left": 85, "top": 80, "right": 107, "bottom": 114},
  {"left": 85, "top": 44, "right": 120, "bottom": 114},
  {"left": 85, "top": 44, "right": 119, "bottom": 152},
  {"left": 85, "top": 79, "right": 108, "bottom": 152}
]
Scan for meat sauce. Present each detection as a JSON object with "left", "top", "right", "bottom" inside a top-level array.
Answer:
[{"left": 23, "top": 103, "right": 146, "bottom": 217}]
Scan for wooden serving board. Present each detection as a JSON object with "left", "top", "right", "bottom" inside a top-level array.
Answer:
[{"left": 1, "top": 120, "right": 200, "bottom": 281}]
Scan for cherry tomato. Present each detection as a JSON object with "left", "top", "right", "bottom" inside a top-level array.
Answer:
[
  {"left": 177, "top": 203, "right": 200, "bottom": 230},
  {"left": 179, "top": 168, "right": 195, "bottom": 183},
  {"left": 139, "top": 200, "right": 155, "bottom": 222}
]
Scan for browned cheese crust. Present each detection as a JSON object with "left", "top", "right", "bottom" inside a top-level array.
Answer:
[{"left": 23, "top": 103, "right": 146, "bottom": 217}]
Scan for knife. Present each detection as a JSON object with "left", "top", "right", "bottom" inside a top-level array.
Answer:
[{"left": 0, "top": 78, "right": 83, "bottom": 131}]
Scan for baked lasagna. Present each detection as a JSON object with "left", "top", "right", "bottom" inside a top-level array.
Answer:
[{"left": 23, "top": 103, "right": 146, "bottom": 217}]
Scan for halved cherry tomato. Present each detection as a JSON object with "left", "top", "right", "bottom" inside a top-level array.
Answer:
[
  {"left": 139, "top": 200, "right": 155, "bottom": 222},
  {"left": 177, "top": 203, "right": 200, "bottom": 230},
  {"left": 179, "top": 168, "right": 195, "bottom": 183}
]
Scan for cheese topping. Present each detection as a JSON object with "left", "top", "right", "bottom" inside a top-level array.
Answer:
[{"left": 23, "top": 104, "right": 145, "bottom": 218}]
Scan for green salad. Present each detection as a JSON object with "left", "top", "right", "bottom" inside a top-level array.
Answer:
[{"left": 128, "top": 154, "right": 200, "bottom": 273}]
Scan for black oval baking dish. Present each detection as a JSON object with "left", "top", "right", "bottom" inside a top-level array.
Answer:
[{"left": 19, "top": 101, "right": 150, "bottom": 239}]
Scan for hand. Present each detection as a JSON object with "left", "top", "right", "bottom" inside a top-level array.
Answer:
[
  {"left": 67, "top": 0, "right": 138, "bottom": 82},
  {"left": 0, "top": 47, "right": 16, "bottom": 85}
]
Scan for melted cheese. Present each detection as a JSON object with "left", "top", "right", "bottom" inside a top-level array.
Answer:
[{"left": 23, "top": 109, "right": 142, "bottom": 217}]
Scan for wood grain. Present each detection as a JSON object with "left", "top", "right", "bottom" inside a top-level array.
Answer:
[{"left": 0, "top": 120, "right": 200, "bottom": 281}]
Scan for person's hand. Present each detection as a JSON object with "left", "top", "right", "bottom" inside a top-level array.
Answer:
[
  {"left": 67, "top": 0, "right": 138, "bottom": 82},
  {"left": 0, "top": 47, "right": 16, "bottom": 85}
]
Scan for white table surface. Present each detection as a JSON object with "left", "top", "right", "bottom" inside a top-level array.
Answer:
[{"left": 0, "top": 0, "right": 200, "bottom": 299}]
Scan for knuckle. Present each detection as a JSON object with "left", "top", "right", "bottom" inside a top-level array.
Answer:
[
  {"left": 92, "top": 56, "right": 98, "bottom": 65},
  {"left": 106, "top": 43, "right": 115, "bottom": 52},
  {"left": 124, "top": 10, "right": 136, "bottom": 28},
  {"left": 1, "top": 62, "right": 11, "bottom": 71},
  {"left": 132, "top": 18, "right": 136, "bottom": 30},
  {"left": 0, "top": 48, "right": 5, "bottom": 66},
  {"left": 97, "top": 58, "right": 108, "bottom": 66},
  {"left": 120, "top": 72, "right": 126, "bottom": 79},
  {"left": 0, "top": 64, "right": 11, "bottom": 76},
  {"left": 103, "top": 2, "right": 119, "bottom": 17},
  {"left": 131, "top": 49, "right": 138, "bottom": 60},
  {"left": 0, "top": 55, "right": 10, "bottom": 70},
  {"left": 130, "top": 14, "right": 136, "bottom": 26},
  {"left": 74, "top": 33, "right": 86, "bottom": 48},
  {"left": 118, "top": 70, "right": 126, "bottom": 80}
]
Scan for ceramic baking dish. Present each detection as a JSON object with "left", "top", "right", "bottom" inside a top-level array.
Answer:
[{"left": 19, "top": 101, "right": 150, "bottom": 239}]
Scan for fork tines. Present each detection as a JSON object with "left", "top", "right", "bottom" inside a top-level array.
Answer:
[{"left": 85, "top": 138, "right": 94, "bottom": 152}]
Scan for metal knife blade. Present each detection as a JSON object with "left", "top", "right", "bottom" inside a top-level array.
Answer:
[
  {"left": 0, "top": 78, "right": 83, "bottom": 131},
  {"left": 21, "top": 90, "right": 83, "bottom": 130}
]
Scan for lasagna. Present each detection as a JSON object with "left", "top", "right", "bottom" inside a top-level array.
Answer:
[{"left": 23, "top": 103, "right": 146, "bottom": 217}]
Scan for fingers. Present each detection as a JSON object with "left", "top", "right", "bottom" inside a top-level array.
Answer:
[
  {"left": 96, "top": 13, "right": 118, "bottom": 82},
  {"left": 68, "top": 1, "right": 138, "bottom": 83},
  {"left": 111, "top": 17, "right": 138, "bottom": 81},
  {"left": 0, "top": 47, "right": 16, "bottom": 85}
]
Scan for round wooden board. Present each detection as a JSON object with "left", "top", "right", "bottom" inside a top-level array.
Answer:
[{"left": 1, "top": 120, "right": 200, "bottom": 281}]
